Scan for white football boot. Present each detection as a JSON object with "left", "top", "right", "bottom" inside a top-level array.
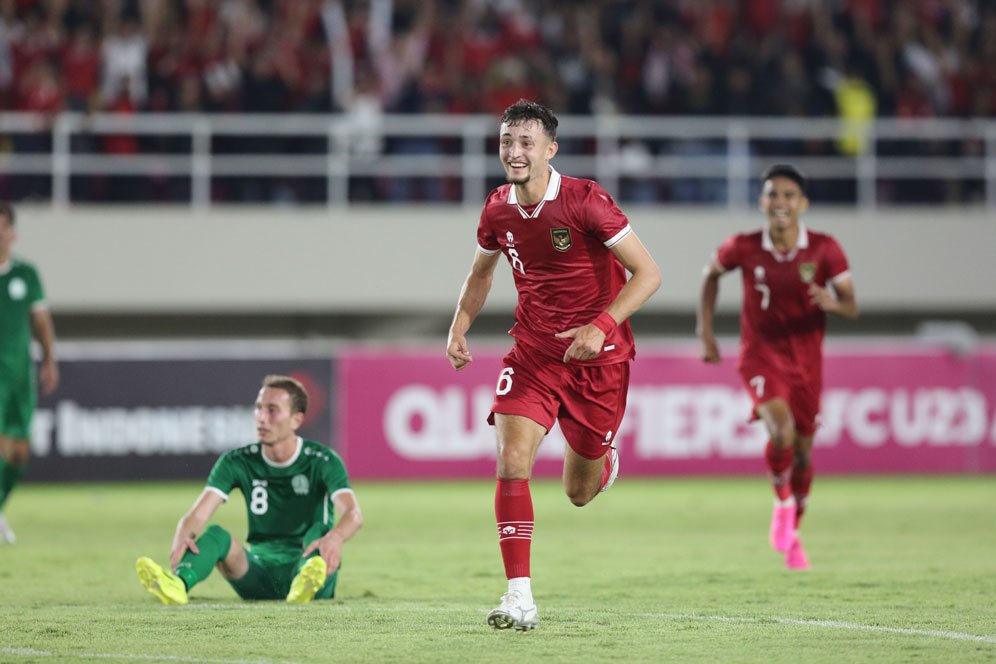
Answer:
[{"left": 487, "top": 590, "right": 539, "bottom": 631}]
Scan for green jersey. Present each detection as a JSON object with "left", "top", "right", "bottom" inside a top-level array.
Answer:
[
  {"left": 0, "top": 258, "right": 45, "bottom": 377},
  {"left": 206, "top": 437, "right": 351, "bottom": 549}
]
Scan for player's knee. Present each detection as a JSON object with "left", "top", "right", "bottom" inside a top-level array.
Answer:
[
  {"left": 565, "top": 485, "right": 595, "bottom": 508},
  {"left": 202, "top": 524, "right": 233, "bottom": 552},
  {"left": 770, "top": 423, "right": 796, "bottom": 449},
  {"left": 496, "top": 449, "right": 532, "bottom": 478},
  {"left": 203, "top": 524, "right": 228, "bottom": 539}
]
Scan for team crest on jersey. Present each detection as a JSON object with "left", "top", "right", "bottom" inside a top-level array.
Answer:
[
  {"left": 551, "top": 228, "right": 572, "bottom": 252},
  {"left": 798, "top": 262, "right": 817, "bottom": 283},
  {"left": 292, "top": 474, "right": 310, "bottom": 496},
  {"left": 8, "top": 277, "right": 27, "bottom": 300}
]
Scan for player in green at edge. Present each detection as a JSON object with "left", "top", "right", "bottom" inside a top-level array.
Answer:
[
  {"left": 136, "top": 374, "right": 363, "bottom": 604},
  {"left": 0, "top": 202, "right": 59, "bottom": 544}
]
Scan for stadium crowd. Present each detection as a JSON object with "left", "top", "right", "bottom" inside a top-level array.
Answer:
[
  {"left": 1, "top": 0, "right": 993, "bottom": 117},
  {"left": 0, "top": 0, "right": 993, "bottom": 203}
]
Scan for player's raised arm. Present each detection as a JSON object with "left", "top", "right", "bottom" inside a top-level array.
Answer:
[
  {"left": 696, "top": 258, "right": 724, "bottom": 363},
  {"left": 447, "top": 249, "right": 501, "bottom": 370},
  {"left": 169, "top": 488, "right": 225, "bottom": 570}
]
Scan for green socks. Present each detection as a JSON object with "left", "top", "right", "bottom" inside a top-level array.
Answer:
[
  {"left": 175, "top": 524, "right": 232, "bottom": 590},
  {"left": 0, "top": 457, "right": 25, "bottom": 511}
]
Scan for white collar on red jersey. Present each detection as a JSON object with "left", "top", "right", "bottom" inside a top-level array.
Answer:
[
  {"left": 762, "top": 222, "right": 809, "bottom": 262},
  {"left": 507, "top": 165, "right": 562, "bottom": 219}
]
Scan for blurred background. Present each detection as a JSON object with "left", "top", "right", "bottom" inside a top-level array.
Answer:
[{"left": 1, "top": 0, "right": 994, "bottom": 482}]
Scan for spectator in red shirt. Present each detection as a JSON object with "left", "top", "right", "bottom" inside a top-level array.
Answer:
[{"left": 61, "top": 25, "right": 100, "bottom": 110}]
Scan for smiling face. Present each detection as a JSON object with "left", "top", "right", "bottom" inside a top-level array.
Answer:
[
  {"left": 499, "top": 119, "right": 558, "bottom": 187},
  {"left": 759, "top": 175, "right": 809, "bottom": 232},
  {"left": 254, "top": 386, "right": 303, "bottom": 447}
]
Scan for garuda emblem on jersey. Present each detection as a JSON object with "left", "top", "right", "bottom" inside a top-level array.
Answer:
[
  {"left": 292, "top": 474, "right": 310, "bottom": 496},
  {"left": 799, "top": 262, "right": 817, "bottom": 283},
  {"left": 551, "top": 228, "right": 572, "bottom": 252}
]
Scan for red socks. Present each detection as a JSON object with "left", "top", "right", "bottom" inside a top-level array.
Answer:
[
  {"left": 495, "top": 478, "right": 534, "bottom": 579},
  {"left": 765, "top": 440, "right": 794, "bottom": 501},
  {"left": 791, "top": 463, "right": 814, "bottom": 527}
]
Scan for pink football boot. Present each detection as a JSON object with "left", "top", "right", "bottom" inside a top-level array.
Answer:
[
  {"left": 769, "top": 501, "right": 795, "bottom": 553},
  {"left": 785, "top": 536, "right": 811, "bottom": 570}
]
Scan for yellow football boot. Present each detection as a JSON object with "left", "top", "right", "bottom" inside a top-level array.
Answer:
[
  {"left": 286, "top": 556, "right": 327, "bottom": 604},
  {"left": 136, "top": 557, "right": 189, "bottom": 605}
]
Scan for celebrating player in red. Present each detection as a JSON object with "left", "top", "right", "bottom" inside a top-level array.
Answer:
[
  {"left": 446, "top": 100, "right": 660, "bottom": 630},
  {"left": 696, "top": 163, "right": 858, "bottom": 570}
]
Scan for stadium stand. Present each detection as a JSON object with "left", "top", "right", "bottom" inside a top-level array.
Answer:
[{"left": 1, "top": 0, "right": 993, "bottom": 205}]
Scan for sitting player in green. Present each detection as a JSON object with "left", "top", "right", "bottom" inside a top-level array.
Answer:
[{"left": 136, "top": 374, "right": 363, "bottom": 604}]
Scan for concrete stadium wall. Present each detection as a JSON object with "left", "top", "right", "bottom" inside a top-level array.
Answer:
[{"left": 15, "top": 205, "right": 995, "bottom": 314}]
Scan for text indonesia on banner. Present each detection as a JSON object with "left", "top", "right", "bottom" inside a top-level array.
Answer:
[{"left": 337, "top": 344, "right": 996, "bottom": 478}]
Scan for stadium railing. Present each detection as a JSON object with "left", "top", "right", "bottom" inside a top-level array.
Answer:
[{"left": 0, "top": 112, "right": 994, "bottom": 211}]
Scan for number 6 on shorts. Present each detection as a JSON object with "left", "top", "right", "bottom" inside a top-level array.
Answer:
[{"left": 496, "top": 367, "right": 515, "bottom": 395}]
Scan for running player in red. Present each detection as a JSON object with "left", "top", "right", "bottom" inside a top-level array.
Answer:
[
  {"left": 446, "top": 100, "right": 661, "bottom": 630},
  {"left": 696, "top": 164, "right": 858, "bottom": 570}
]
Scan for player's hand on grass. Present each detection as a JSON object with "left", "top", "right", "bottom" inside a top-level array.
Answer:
[
  {"left": 446, "top": 336, "right": 473, "bottom": 370},
  {"left": 699, "top": 335, "right": 721, "bottom": 363},
  {"left": 303, "top": 532, "right": 344, "bottom": 575},
  {"left": 556, "top": 324, "right": 606, "bottom": 363}
]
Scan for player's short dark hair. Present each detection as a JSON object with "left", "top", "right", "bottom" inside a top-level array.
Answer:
[
  {"left": 500, "top": 99, "right": 558, "bottom": 141},
  {"left": 262, "top": 375, "right": 308, "bottom": 414},
  {"left": 0, "top": 202, "right": 14, "bottom": 225},
  {"left": 761, "top": 164, "right": 807, "bottom": 194}
]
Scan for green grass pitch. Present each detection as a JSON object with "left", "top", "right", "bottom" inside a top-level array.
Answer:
[{"left": 0, "top": 476, "right": 994, "bottom": 663}]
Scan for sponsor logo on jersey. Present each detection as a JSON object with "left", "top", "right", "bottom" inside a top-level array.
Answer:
[
  {"left": 754, "top": 266, "right": 766, "bottom": 281},
  {"left": 602, "top": 430, "right": 613, "bottom": 445},
  {"left": 506, "top": 231, "right": 515, "bottom": 245},
  {"left": 799, "top": 262, "right": 817, "bottom": 283},
  {"left": 551, "top": 228, "right": 572, "bottom": 252},
  {"left": 292, "top": 474, "right": 310, "bottom": 496},
  {"left": 8, "top": 277, "right": 27, "bottom": 300}
]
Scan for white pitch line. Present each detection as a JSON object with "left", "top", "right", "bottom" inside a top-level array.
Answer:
[
  {"left": 183, "top": 603, "right": 996, "bottom": 644},
  {"left": 360, "top": 606, "right": 996, "bottom": 644},
  {"left": 660, "top": 614, "right": 996, "bottom": 644},
  {"left": 15, "top": 606, "right": 990, "bottom": 651},
  {"left": 0, "top": 648, "right": 301, "bottom": 664}
]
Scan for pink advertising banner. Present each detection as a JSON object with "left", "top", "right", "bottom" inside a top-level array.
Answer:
[{"left": 336, "top": 343, "right": 996, "bottom": 478}]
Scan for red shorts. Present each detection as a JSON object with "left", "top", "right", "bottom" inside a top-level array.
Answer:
[
  {"left": 489, "top": 342, "right": 630, "bottom": 460},
  {"left": 738, "top": 361, "right": 820, "bottom": 436}
]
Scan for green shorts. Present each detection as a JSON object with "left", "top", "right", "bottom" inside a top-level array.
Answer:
[
  {"left": 228, "top": 543, "right": 338, "bottom": 601},
  {"left": 0, "top": 371, "right": 35, "bottom": 440}
]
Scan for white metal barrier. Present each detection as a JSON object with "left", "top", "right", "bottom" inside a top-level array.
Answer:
[{"left": 1, "top": 112, "right": 993, "bottom": 212}]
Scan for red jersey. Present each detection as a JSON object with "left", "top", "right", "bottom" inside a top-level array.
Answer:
[
  {"left": 715, "top": 225, "right": 850, "bottom": 383},
  {"left": 477, "top": 167, "right": 635, "bottom": 365}
]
